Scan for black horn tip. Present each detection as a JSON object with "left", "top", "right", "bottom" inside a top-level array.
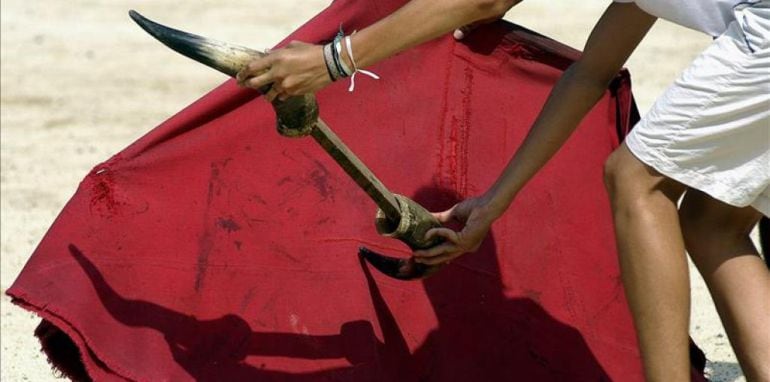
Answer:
[
  {"left": 127, "top": 9, "right": 260, "bottom": 78},
  {"left": 128, "top": 10, "right": 162, "bottom": 37},
  {"left": 358, "top": 247, "right": 438, "bottom": 281},
  {"left": 128, "top": 10, "right": 150, "bottom": 28},
  {"left": 128, "top": 10, "right": 171, "bottom": 38}
]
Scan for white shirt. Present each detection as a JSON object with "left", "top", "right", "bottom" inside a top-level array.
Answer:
[{"left": 613, "top": 0, "right": 762, "bottom": 36}]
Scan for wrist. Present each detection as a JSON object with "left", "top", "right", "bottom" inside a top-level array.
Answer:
[
  {"left": 339, "top": 39, "right": 354, "bottom": 71},
  {"left": 480, "top": 187, "right": 516, "bottom": 219}
]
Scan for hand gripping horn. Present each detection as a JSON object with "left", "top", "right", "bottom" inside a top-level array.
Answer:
[{"left": 129, "top": 11, "right": 445, "bottom": 280}]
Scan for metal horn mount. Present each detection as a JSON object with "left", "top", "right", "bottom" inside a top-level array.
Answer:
[
  {"left": 363, "top": 195, "right": 445, "bottom": 280},
  {"left": 130, "top": 10, "right": 444, "bottom": 280}
]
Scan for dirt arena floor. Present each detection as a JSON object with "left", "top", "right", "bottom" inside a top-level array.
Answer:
[{"left": 1, "top": 1, "right": 751, "bottom": 380}]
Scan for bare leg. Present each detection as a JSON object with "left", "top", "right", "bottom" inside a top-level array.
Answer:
[
  {"left": 680, "top": 190, "right": 770, "bottom": 381},
  {"left": 604, "top": 144, "right": 690, "bottom": 381}
]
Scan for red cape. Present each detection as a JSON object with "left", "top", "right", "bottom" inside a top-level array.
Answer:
[{"left": 8, "top": 0, "right": 706, "bottom": 380}]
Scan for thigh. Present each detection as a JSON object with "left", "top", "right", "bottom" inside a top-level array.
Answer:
[
  {"left": 680, "top": 189, "right": 762, "bottom": 238},
  {"left": 624, "top": 19, "right": 770, "bottom": 214},
  {"left": 679, "top": 188, "right": 765, "bottom": 279}
]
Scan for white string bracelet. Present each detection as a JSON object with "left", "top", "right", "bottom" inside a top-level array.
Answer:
[
  {"left": 343, "top": 33, "right": 380, "bottom": 92},
  {"left": 333, "top": 39, "right": 353, "bottom": 77}
]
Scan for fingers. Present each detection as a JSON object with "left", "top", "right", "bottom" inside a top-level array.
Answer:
[
  {"left": 414, "top": 226, "right": 487, "bottom": 265},
  {"left": 236, "top": 56, "right": 272, "bottom": 84},
  {"left": 413, "top": 241, "right": 464, "bottom": 266},
  {"left": 414, "top": 242, "right": 457, "bottom": 260},
  {"left": 424, "top": 227, "right": 459, "bottom": 244},
  {"left": 242, "top": 71, "right": 274, "bottom": 91},
  {"left": 418, "top": 251, "right": 461, "bottom": 266},
  {"left": 265, "top": 86, "right": 281, "bottom": 102},
  {"left": 238, "top": 65, "right": 285, "bottom": 101},
  {"left": 238, "top": 42, "right": 332, "bottom": 99}
]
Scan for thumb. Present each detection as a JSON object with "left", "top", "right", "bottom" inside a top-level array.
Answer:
[
  {"left": 431, "top": 205, "right": 457, "bottom": 224},
  {"left": 454, "top": 16, "right": 500, "bottom": 41},
  {"left": 453, "top": 24, "right": 476, "bottom": 40}
]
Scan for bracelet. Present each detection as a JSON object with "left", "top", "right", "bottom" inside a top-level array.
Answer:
[
  {"left": 323, "top": 42, "right": 340, "bottom": 82},
  {"left": 343, "top": 33, "right": 380, "bottom": 92},
  {"left": 324, "top": 26, "right": 381, "bottom": 91},
  {"left": 334, "top": 39, "right": 353, "bottom": 77},
  {"left": 331, "top": 32, "right": 350, "bottom": 78}
]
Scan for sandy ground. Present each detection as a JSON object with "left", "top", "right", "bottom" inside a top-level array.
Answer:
[{"left": 0, "top": 1, "right": 754, "bottom": 381}]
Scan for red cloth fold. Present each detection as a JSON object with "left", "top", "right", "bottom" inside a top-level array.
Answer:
[{"left": 8, "top": 0, "right": 707, "bottom": 380}]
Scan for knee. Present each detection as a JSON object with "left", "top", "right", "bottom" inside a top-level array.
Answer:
[
  {"left": 603, "top": 148, "right": 639, "bottom": 201},
  {"left": 604, "top": 146, "right": 684, "bottom": 209},
  {"left": 602, "top": 150, "right": 658, "bottom": 227},
  {"left": 603, "top": 149, "right": 623, "bottom": 197}
]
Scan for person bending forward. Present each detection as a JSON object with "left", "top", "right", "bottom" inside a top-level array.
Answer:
[{"left": 238, "top": 0, "right": 770, "bottom": 380}]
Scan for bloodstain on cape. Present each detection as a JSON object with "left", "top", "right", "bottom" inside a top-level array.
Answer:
[{"left": 8, "top": 0, "right": 707, "bottom": 380}]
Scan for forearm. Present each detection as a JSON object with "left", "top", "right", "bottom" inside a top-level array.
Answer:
[
  {"left": 238, "top": 0, "right": 521, "bottom": 98},
  {"left": 479, "top": 2, "right": 655, "bottom": 217},
  {"left": 485, "top": 63, "right": 613, "bottom": 213},
  {"left": 350, "top": 0, "right": 519, "bottom": 68}
]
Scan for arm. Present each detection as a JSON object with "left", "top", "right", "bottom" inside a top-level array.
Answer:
[
  {"left": 342, "top": 0, "right": 518, "bottom": 68},
  {"left": 415, "top": 3, "right": 657, "bottom": 265},
  {"left": 237, "top": 0, "right": 519, "bottom": 99},
  {"left": 485, "top": 3, "right": 656, "bottom": 211}
]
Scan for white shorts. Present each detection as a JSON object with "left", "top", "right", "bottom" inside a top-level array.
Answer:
[{"left": 626, "top": 2, "right": 770, "bottom": 216}]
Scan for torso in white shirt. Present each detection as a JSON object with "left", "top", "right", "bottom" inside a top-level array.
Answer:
[{"left": 613, "top": 0, "right": 762, "bottom": 36}]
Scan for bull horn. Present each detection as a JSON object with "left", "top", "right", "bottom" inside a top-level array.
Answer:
[
  {"left": 358, "top": 247, "right": 441, "bottom": 280},
  {"left": 129, "top": 10, "right": 264, "bottom": 78}
]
